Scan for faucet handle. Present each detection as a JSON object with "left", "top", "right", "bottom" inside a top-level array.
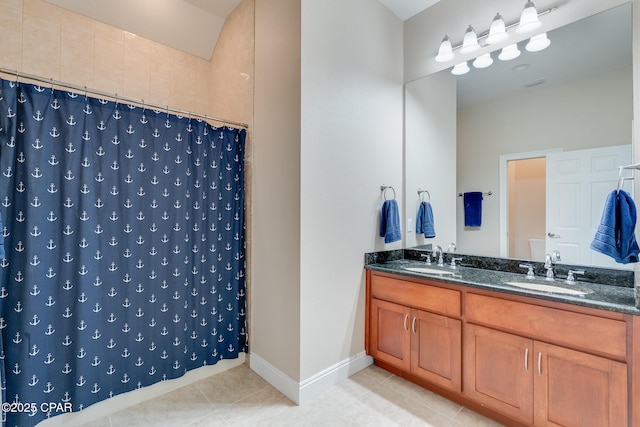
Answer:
[
  {"left": 565, "top": 269, "right": 585, "bottom": 285},
  {"left": 450, "top": 257, "right": 463, "bottom": 268},
  {"left": 420, "top": 253, "right": 432, "bottom": 265},
  {"left": 519, "top": 263, "right": 535, "bottom": 279}
]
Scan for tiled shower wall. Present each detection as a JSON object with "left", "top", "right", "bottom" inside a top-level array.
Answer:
[{"left": 0, "top": 0, "right": 254, "bottom": 127}]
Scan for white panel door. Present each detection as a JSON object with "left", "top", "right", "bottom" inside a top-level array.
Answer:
[{"left": 546, "top": 145, "right": 632, "bottom": 269}]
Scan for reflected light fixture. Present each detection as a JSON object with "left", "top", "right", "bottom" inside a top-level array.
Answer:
[
  {"left": 473, "top": 53, "right": 493, "bottom": 69},
  {"left": 451, "top": 62, "right": 470, "bottom": 75},
  {"left": 486, "top": 13, "right": 509, "bottom": 45},
  {"left": 460, "top": 26, "right": 480, "bottom": 54},
  {"left": 435, "top": 35, "right": 455, "bottom": 62},
  {"left": 498, "top": 44, "right": 521, "bottom": 61},
  {"left": 516, "top": 1, "right": 542, "bottom": 34},
  {"left": 526, "top": 33, "right": 551, "bottom": 52}
]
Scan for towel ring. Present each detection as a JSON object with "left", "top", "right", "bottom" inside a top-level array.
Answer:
[
  {"left": 380, "top": 185, "right": 396, "bottom": 200},
  {"left": 418, "top": 189, "right": 430, "bottom": 202}
]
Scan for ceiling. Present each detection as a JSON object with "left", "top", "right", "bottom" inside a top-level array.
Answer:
[
  {"left": 378, "top": 0, "right": 440, "bottom": 21},
  {"left": 45, "top": 0, "right": 242, "bottom": 60}
]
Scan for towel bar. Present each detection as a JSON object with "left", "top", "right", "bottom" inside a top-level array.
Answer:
[
  {"left": 417, "top": 189, "right": 431, "bottom": 202},
  {"left": 458, "top": 191, "right": 492, "bottom": 197},
  {"left": 380, "top": 185, "right": 396, "bottom": 200}
]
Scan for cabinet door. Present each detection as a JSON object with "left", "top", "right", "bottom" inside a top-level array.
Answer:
[
  {"left": 534, "top": 342, "right": 627, "bottom": 427},
  {"left": 464, "top": 324, "right": 534, "bottom": 424},
  {"left": 370, "top": 298, "right": 411, "bottom": 371},
  {"left": 411, "top": 309, "right": 461, "bottom": 392}
]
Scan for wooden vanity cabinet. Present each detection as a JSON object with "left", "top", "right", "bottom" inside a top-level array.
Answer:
[
  {"left": 464, "top": 292, "right": 628, "bottom": 427},
  {"left": 368, "top": 274, "right": 462, "bottom": 392},
  {"left": 365, "top": 270, "right": 633, "bottom": 427},
  {"left": 464, "top": 324, "right": 627, "bottom": 427}
]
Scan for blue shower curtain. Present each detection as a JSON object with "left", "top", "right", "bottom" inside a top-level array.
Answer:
[{"left": 0, "top": 79, "right": 247, "bottom": 426}]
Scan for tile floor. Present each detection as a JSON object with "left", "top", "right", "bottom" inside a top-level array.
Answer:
[{"left": 82, "top": 363, "right": 504, "bottom": 426}]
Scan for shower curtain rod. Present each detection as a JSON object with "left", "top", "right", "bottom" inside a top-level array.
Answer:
[{"left": 0, "top": 67, "right": 249, "bottom": 129}]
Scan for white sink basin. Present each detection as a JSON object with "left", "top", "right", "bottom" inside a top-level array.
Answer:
[
  {"left": 403, "top": 267, "right": 455, "bottom": 276},
  {"left": 503, "top": 281, "right": 592, "bottom": 296}
]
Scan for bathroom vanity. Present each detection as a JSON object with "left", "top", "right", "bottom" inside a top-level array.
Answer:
[{"left": 365, "top": 255, "right": 640, "bottom": 427}]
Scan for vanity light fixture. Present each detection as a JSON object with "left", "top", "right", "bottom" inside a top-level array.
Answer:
[
  {"left": 451, "top": 61, "right": 470, "bottom": 75},
  {"left": 525, "top": 32, "right": 551, "bottom": 52},
  {"left": 516, "top": 1, "right": 543, "bottom": 34},
  {"left": 473, "top": 53, "right": 493, "bottom": 69},
  {"left": 498, "top": 43, "right": 521, "bottom": 61},
  {"left": 435, "top": 35, "right": 455, "bottom": 62},
  {"left": 460, "top": 26, "right": 480, "bottom": 54},
  {"left": 486, "top": 13, "right": 509, "bottom": 45},
  {"left": 436, "top": 2, "right": 555, "bottom": 74}
]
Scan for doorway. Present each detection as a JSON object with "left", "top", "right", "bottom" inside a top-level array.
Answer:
[{"left": 507, "top": 158, "right": 546, "bottom": 260}]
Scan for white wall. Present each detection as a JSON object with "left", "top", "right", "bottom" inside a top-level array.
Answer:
[
  {"left": 251, "top": 0, "right": 403, "bottom": 402},
  {"left": 456, "top": 66, "right": 632, "bottom": 256},
  {"left": 252, "top": 0, "right": 301, "bottom": 381},
  {"left": 299, "top": 0, "right": 403, "bottom": 381},
  {"left": 405, "top": 71, "right": 457, "bottom": 249}
]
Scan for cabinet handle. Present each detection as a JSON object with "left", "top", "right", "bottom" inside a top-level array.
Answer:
[
  {"left": 537, "top": 352, "right": 542, "bottom": 376},
  {"left": 403, "top": 314, "right": 409, "bottom": 332},
  {"left": 524, "top": 348, "right": 529, "bottom": 372},
  {"left": 411, "top": 316, "right": 417, "bottom": 334}
]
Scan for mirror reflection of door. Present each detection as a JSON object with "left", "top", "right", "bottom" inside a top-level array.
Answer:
[
  {"left": 546, "top": 144, "right": 632, "bottom": 269},
  {"left": 507, "top": 158, "right": 546, "bottom": 261}
]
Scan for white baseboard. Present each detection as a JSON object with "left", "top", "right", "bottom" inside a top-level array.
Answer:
[{"left": 249, "top": 351, "right": 372, "bottom": 405}]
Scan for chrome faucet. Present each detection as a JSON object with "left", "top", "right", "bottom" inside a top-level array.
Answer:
[
  {"left": 433, "top": 245, "right": 444, "bottom": 267},
  {"left": 544, "top": 253, "right": 555, "bottom": 281}
]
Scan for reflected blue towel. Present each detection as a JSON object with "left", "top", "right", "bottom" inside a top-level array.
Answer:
[
  {"left": 463, "top": 192, "right": 483, "bottom": 227},
  {"left": 416, "top": 201, "right": 435, "bottom": 238},
  {"left": 380, "top": 199, "right": 401, "bottom": 244},
  {"left": 590, "top": 189, "right": 640, "bottom": 264}
]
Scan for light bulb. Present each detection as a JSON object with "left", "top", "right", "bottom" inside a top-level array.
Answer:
[
  {"left": 451, "top": 62, "right": 470, "bottom": 75},
  {"left": 526, "top": 33, "right": 551, "bottom": 52},
  {"left": 473, "top": 53, "right": 493, "bottom": 69},
  {"left": 498, "top": 44, "right": 521, "bottom": 61},
  {"left": 460, "top": 26, "right": 480, "bottom": 54},
  {"left": 517, "top": 1, "right": 542, "bottom": 34},
  {"left": 435, "top": 35, "right": 455, "bottom": 62},
  {"left": 486, "top": 13, "right": 509, "bottom": 45}
]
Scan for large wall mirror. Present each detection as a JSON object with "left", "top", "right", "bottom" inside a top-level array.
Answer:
[{"left": 405, "top": 2, "right": 633, "bottom": 270}]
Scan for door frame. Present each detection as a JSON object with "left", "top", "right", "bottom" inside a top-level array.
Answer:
[{"left": 499, "top": 149, "right": 563, "bottom": 258}]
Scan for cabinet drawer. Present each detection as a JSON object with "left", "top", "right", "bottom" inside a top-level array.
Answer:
[
  {"left": 371, "top": 274, "right": 461, "bottom": 317},
  {"left": 466, "top": 293, "right": 627, "bottom": 359}
]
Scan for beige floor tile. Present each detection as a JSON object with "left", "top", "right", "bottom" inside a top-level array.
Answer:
[
  {"left": 80, "top": 364, "right": 503, "bottom": 427},
  {"left": 79, "top": 417, "right": 112, "bottom": 427},
  {"left": 380, "top": 374, "right": 463, "bottom": 419},
  {"left": 449, "top": 407, "right": 506, "bottom": 427},
  {"left": 194, "top": 364, "right": 271, "bottom": 408},
  {"left": 107, "top": 384, "right": 216, "bottom": 427}
]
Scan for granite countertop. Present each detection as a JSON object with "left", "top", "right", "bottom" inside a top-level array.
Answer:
[{"left": 366, "top": 259, "right": 640, "bottom": 316}]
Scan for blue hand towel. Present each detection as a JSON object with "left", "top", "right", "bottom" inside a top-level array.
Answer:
[
  {"left": 415, "top": 201, "right": 435, "bottom": 238},
  {"left": 590, "top": 189, "right": 640, "bottom": 264},
  {"left": 463, "top": 192, "right": 483, "bottom": 227},
  {"left": 380, "top": 199, "right": 401, "bottom": 244}
]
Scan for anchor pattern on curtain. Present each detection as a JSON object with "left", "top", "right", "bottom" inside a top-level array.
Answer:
[{"left": 0, "top": 78, "right": 247, "bottom": 426}]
